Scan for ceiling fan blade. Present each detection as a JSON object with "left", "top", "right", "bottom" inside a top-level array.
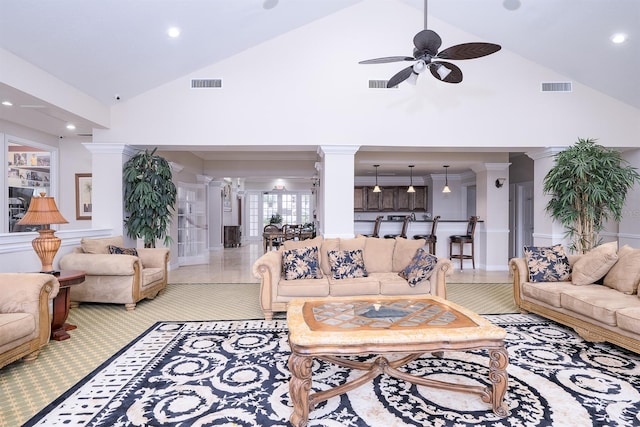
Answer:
[
  {"left": 429, "top": 61, "right": 463, "bottom": 83},
  {"left": 387, "top": 66, "right": 415, "bottom": 88},
  {"left": 359, "top": 56, "right": 414, "bottom": 64},
  {"left": 413, "top": 29, "right": 441, "bottom": 56},
  {"left": 437, "top": 43, "right": 502, "bottom": 60}
]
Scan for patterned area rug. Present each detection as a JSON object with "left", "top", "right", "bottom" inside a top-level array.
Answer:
[{"left": 24, "top": 315, "right": 640, "bottom": 426}]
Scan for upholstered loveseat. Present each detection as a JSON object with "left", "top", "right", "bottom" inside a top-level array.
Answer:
[
  {"left": 0, "top": 273, "right": 60, "bottom": 369},
  {"left": 510, "top": 242, "right": 640, "bottom": 354},
  {"left": 59, "top": 236, "right": 169, "bottom": 311},
  {"left": 252, "top": 235, "right": 453, "bottom": 320}
]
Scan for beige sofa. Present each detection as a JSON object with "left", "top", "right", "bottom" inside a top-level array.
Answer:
[
  {"left": 252, "top": 235, "right": 453, "bottom": 320},
  {"left": 59, "top": 236, "right": 169, "bottom": 311},
  {"left": 510, "top": 242, "right": 640, "bottom": 354},
  {"left": 0, "top": 273, "right": 60, "bottom": 369}
]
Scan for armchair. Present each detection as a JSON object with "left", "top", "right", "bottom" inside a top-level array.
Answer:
[
  {"left": 59, "top": 236, "right": 169, "bottom": 311},
  {"left": 0, "top": 273, "right": 60, "bottom": 369}
]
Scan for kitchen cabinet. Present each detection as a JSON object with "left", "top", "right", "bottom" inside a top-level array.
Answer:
[
  {"left": 365, "top": 187, "right": 381, "bottom": 210},
  {"left": 354, "top": 187, "right": 365, "bottom": 211},
  {"left": 354, "top": 186, "right": 428, "bottom": 212}
]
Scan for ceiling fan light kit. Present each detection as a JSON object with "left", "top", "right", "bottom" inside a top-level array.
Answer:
[{"left": 360, "top": 0, "right": 501, "bottom": 88}]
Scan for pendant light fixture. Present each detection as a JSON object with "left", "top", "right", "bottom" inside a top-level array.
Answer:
[
  {"left": 373, "top": 165, "right": 382, "bottom": 192},
  {"left": 407, "top": 165, "right": 416, "bottom": 193},
  {"left": 442, "top": 165, "right": 451, "bottom": 193}
]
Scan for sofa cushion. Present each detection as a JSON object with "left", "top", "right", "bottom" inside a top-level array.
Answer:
[
  {"left": 377, "top": 272, "right": 433, "bottom": 296},
  {"left": 282, "top": 246, "right": 322, "bottom": 280},
  {"left": 328, "top": 249, "right": 368, "bottom": 279},
  {"left": 616, "top": 307, "right": 640, "bottom": 335},
  {"left": 560, "top": 287, "right": 639, "bottom": 326},
  {"left": 363, "top": 238, "right": 395, "bottom": 273},
  {"left": 571, "top": 241, "right": 618, "bottom": 286},
  {"left": 521, "top": 281, "right": 591, "bottom": 308},
  {"left": 81, "top": 236, "right": 124, "bottom": 254},
  {"left": 278, "top": 278, "right": 329, "bottom": 297},
  {"left": 393, "top": 238, "right": 427, "bottom": 272},
  {"left": 328, "top": 276, "right": 379, "bottom": 296},
  {"left": 108, "top": 245, "right": 139, "bottom": 256},
  {"left": 339, "top": 236, "right": 366, "bottom": 252},
  {"left": 524, "top": 245, "right": 571, "bottom": 282},
  {"left": 398, "top": 248, "right": 438, "bottom": 287},
  {"left": 603, "top": 245, "right": 640, "bottom": 294}
]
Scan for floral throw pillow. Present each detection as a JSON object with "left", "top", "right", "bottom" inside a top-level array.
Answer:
[
  {"left": 108, "top": 245, "right": 139, "bottom": 257},
  {"left": 524, "top": 245, "right": 571, "bottom": 283},
  {"left": 328, "top": 249, "right": 368, "bottom": 279},
  {"left": 283, "top": 246, "right": 322, "bottom": 280},
  {"left": 398, "top": 248, "right": 438, "bottom": 287}
]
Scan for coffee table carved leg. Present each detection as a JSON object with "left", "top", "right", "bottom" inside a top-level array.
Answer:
[
  {"left": 288, "top": 353, "right": 313, "bottom": 427},
  {"left": 484, "top": 346, "right": 509, "bottom": 417}
]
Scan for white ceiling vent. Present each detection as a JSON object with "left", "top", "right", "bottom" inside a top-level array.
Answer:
[
  {"left": 541, "top": 82, "right": 572, "bottom": 92},
  {"left": 191, "top": 79, "right": 222, "bottom": 89},
  {"left": 369, "top": 80, "right": 396, "bottom": 89}
]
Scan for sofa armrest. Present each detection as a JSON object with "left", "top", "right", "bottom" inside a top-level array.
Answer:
[
  {"left": 252, "top": 250, "right": 282, "bottom": 314},
  {"left": 509, "top": 258, "right": 529, "bottom": 306},
  {"left": 431, "top": 257, "right": 453, "bottom": 298},
  {"left": 137, "top": 248, "right": 170, "bottom": 269},
  {"left": 0, "top": 273, "right": 60, "bottom": 314},
  {"left": 60, "top": 253, "right": 140, "bottom": 276}
]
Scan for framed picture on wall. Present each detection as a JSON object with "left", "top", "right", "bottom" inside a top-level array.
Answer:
[
  {"left": 223, "top": 183, "right": 232, "bottom": 211},
  {"left": 75, "top": 173, "right": 92, "bottom": 220}
]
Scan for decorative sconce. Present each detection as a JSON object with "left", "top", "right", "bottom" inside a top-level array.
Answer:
[
  {"left": 442, "top": 165, "right": 451, "bottom": 193},
  {"left": 407, "top": 165, "right": 416, "bottom": 193},
  {"left": 495, "top": 178, "right": 506, "bottom": 188},
  {"left": 373, "top": 165, "right": 381, "bottom": 193}
]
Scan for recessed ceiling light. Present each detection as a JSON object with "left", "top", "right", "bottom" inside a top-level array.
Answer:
[
  {"left": 66, "top": 124, "right": 76, "bottom": 130},
  {"left": 1, "top": 100, "right": 13, "bottom": 106},
  {"left": 167, "top": 27, "right": 181, "bottom": 38},
  {"left": 611, "top": 33, "right": 627, "bottom": 44}
]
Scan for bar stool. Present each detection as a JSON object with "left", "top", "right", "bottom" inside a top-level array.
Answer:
[
  {"left": 363, "top": 215, "right": 384, "bottom": 238},
  {"left": 449, "top": 216, "right": 479, "bottom": 270},
  {"left": 384, "top": 215, "right": 410, "bottom": 239},
  {"left": 413, "top": 215, "right": 440, "bottom": 255}
]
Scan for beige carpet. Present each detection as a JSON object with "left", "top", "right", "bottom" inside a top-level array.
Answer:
[{"left": 0, "top": 281, "right": 515, "bottom": 427}]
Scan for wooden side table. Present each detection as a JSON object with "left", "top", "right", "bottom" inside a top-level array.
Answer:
[{"left": 51, "top": 270, "right": 85, "bottom": 341}]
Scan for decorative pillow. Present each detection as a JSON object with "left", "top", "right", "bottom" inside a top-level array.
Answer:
[
  {"left": 603, "top": 245, "right": 640, "bottom": 294},
  {"left": 392, "top": 237, "right": 427, "bottom": 272},
  {"left": 108, "top": 245, "right": 139, "bottom": 257},
  {"left": 398, "top": 248, "right": 438, "bottom": 287},
  {"left": 328, "top": 249, "right": 368, "bottom": 279},
  {"left": 524, "top": 245, "right": 571, "bottom": 283},
  {"left": 571, "top": 241, "right": 618, "bottom": 286},
  {"left": 282, "top": 246, "right": 322, "bottom": 280}
]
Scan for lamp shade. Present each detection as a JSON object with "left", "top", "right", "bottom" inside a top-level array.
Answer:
[
  {"left": 17, "top": 193, "right": 68, "bottom": 273},
  {"left": 17, "top": 193, "right": 68, "bottom": 226}
]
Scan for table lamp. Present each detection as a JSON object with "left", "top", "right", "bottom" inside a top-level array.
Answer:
[{"left": 17, "top": 192, "right": 69, "bottom": 273}]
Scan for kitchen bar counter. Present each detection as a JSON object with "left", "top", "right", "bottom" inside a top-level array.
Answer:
[{"left": 354, "top": 218, "right": 483, "bottom": 259}]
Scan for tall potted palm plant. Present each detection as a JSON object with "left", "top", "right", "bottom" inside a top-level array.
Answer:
[
  {"left": 123, "top": 148, "right": 177, "bottom": 248},
  {"left": 543, "top": 138, "right": 640, "bottom": 253}
]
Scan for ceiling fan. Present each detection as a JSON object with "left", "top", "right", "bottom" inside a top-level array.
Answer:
[{"left": 359, "top": 0, "right": 501, "bottom": 87}]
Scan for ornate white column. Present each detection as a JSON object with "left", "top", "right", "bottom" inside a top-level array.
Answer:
[
  {"left": 83, "top": 143, "right": 137, "bottom": 245},
  {"left": 473, "top": 162, "right": 511, "bottom": 270},
  {"left": 317, "top": 145, "right": 360, "bottom": 238},
  {"left": 527, "top": 148, "right": 567, "bottom": 247}
]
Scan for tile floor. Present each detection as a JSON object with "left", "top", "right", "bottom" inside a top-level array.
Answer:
[{"left": 168, "top": 242, "right": 513, "bottom": 284}]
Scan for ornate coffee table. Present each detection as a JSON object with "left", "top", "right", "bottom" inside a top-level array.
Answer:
[{"left": 287, "top": 295, "right": 508, "bottom": 426}]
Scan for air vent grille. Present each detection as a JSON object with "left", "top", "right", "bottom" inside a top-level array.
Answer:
[
  {"left": 369, "top": 80, "right": 396, "bottom": 89},
  {"left": 541, "top": 82, "right": 572, "bottom": 92},
  {"left": 191, "top": 79, "right": 222, "bottom": 88}
]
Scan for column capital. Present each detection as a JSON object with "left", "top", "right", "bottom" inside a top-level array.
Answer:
[
  {"left": 526, "top": 147, "right": 566, "bottom": 161},
  {"left": 317, "top": 145, "right": 360, "bottom": 157}
]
